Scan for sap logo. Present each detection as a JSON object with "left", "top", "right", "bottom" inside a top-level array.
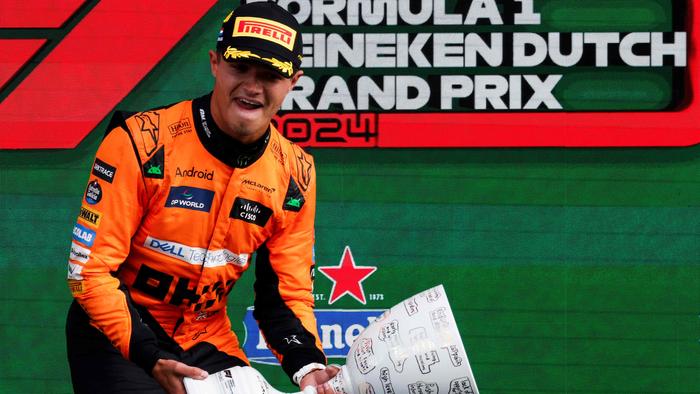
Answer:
[
  {"left": 243, "top": 308, "right": 384, "bottom": 364},
  {"left": 72, "top": 223, "right": 96, "bottom": 247},
  {"left": 165, "top": 186, "right": 215, "bottom": 212}
]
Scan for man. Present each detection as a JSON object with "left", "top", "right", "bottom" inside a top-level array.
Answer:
[{"left": 65, "top": 2, "right": 338, "bottom": 393}]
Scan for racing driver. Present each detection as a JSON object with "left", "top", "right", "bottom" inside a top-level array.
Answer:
[{"left": 65, "top": 2, "right": 338, "bottom": 393}]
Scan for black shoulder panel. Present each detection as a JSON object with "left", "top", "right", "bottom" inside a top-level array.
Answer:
[
  {"left": 104, "top": 98, "right": 180, "bottom": 139},
  {"left": 104, "top": 110, "right": 137, "bottom": 139}
]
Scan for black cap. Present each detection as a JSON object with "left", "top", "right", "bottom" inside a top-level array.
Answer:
[{"left": 216, "top": 2, "right": 303, "bottom": 78}]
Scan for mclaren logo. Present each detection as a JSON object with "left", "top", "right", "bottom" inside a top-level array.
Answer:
[{"left": 233, "top": 17, "right": 296, "bottom": 50}]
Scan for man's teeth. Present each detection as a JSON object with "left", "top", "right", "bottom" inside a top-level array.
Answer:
[{"left": 240, "top": 98, "right": 260, "bottom": 106}]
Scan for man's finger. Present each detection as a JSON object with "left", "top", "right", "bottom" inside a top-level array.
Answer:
[
  {"left": 174, "top": 362, "right": 209, "bottom": 379},
  {"left": 324, "top": 365, "right": 340, "bottom": 378},
  {"left": 317, "top": 383, "right": 335, "bottom": 394}
]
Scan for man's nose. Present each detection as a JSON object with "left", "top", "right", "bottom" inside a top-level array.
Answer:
[{"left": 240, "top": 72, "right": 263, "bottom": 93}]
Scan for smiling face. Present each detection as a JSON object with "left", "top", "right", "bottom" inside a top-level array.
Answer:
[{"left": 208, "top": 50, "right": 302, "bottom": 144}]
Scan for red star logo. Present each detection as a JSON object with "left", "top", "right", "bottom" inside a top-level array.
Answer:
[{"left": 318, "top": 246, "right": 377, "bottom": 305}]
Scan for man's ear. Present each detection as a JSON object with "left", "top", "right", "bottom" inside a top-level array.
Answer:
[
  {"left": 289, "top": 70, "right": 304, "bottom": 90},
  {"left": 209, "top": 50, "right": 219, "bottom": 78}
]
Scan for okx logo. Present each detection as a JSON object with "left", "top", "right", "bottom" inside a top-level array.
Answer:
[{"left": 0, "top": 1, "right": 216, "bottom": 149}]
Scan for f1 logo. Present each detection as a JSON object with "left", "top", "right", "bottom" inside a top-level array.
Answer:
[{"left": 0, "top": 0, "right": 216, "bottom": 149}]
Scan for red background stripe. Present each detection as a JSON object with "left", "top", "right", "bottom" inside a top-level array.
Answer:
[
  {"left": 0, "top": 0, "right": 85, "bottom": 28},
  {"left": 0, "top": 0, "right": 217, "bottom": 149},
  {"left": 0, "top": 39, "right": 45, "bottom": 88}
]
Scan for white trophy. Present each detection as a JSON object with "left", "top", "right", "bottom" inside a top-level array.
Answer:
[{"left": 185, "top": 284, "right": 479, "bottom": 394}]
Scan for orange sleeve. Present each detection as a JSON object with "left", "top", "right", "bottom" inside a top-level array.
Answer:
[
  {"left": 253, "top": 148, "right": 326, "bottom": 381},
  {"left": 67, "top": 121, "right": 175, "bottom": 372}
]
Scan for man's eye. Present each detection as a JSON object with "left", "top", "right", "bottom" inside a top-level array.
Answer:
[
  {"left": 231, "top": 63, "right": 248, "bottom": 73},
  {"left": 263, "top": 72, "right": 283, "bottom": 82}
]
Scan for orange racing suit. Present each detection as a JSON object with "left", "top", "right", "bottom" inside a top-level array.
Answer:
[{"left": 66, "top": 93, "right": 325, "bottom": 381}]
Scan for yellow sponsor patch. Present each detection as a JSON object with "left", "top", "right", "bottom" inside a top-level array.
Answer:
[
  {"left": 68, "top": 279, "right": 84, "bottom": 296},
  {"left": 223, "top": 47, "right": 261, "bottom": 61},
  {"left": 78, "top": 206, "right": 102, "bottom": 228},
  {"left": 233, "top": 16, "right": 296, "bottom": 51},
  {"left": 262, "top": 57, "right": 293, "bottom": 76}
]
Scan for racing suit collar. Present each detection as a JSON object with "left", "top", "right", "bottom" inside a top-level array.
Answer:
[{"left": 192, "top": 93, "right": 270, "bottom": 168}]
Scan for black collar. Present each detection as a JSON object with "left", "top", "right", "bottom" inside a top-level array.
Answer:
[{"left": 192, "top": 93, "right": 269, "bottom": 168}]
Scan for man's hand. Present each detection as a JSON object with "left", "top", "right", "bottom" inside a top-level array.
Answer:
[
  {"left": 152, "top": 359, "right": 209, "bottom": 394},
  {"left": 299, "top": 365, "right": 340, "bottom": 394}
]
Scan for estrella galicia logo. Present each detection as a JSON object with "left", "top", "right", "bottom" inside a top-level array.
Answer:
[
  {"left": 92, "top": 157, "right": 116, "bottom": 183},
  {"left": 230, "top": 197, "right": 272, "bottom": 227},
  {"left": 84, "top": 180, "right": 102, "bottom": 205},
  {"left": 165, "top": 186, "right": 214, "bottom": 212},
  {"left": 242, "top": 308, "right": 384, "bottom": 364},
  {"left": 72, "top": 222, "right": 96, "bottom": 247}
]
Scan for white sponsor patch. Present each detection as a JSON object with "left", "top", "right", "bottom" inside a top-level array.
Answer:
[
  {"left": 67, "top": 261, "right": 85, "bottom": 280},
  {"left": 70, "top": 241, "right": 91, "bottom": 264},
  {"left": 144, "top": 236, "right": 249, "bottom": 268}
]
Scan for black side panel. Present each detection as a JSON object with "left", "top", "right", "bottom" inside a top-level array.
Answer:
[
  {"left": 253, "top": 244, "right": 326, "bottom": 382},
  {"left": 120, "top": 284, "right": 180, "bottom": 374}
]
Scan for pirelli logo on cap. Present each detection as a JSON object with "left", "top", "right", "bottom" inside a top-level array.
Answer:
[{"left": 233, "top": 17, "right": 296, "bottom": 51}]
